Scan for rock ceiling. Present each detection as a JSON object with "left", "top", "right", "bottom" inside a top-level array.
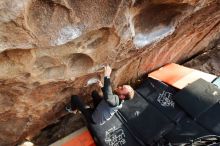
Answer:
[{"left": 0, "top": 0, "right": 219, "bottom": 145}]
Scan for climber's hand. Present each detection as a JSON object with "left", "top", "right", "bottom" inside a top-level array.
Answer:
[
  {"left": 104, "top": 65, "right": 112, "bottom": 77},
  {"left": 97, "top": 80, "right": 103, "bottom": 88}
]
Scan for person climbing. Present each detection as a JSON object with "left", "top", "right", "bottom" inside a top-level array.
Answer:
[{"left": 66, "top": 65, "right": 135, "bottom": 125}]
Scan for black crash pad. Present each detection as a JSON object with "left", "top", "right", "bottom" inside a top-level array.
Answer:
[
  {"left": 136, "top": 78, "right": 184, "bottom": 123},
  {"left": 164, "top": 114, "right": 211, "bottom": 145},
  {"left": 89, "top": 114, "right": 143, "bottom": 146},
  {"left": 197, "top": 102, "right": 220, "bottom": 135},
  {"left": 118, "top": 92, "right": 174, "bottom": 145},
  {"left": 174, "top": 78, "right": 220, "bottom": 119}
]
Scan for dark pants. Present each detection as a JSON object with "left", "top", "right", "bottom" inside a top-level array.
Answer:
[{"left": 71, "top": 91, "right": 102, "bottom": 123}]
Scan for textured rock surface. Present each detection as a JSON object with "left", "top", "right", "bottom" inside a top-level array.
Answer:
[
  {"left": 0, "top": 0, "right": 220, "bottom": 145},
  {"left": 32, "top": 114, "right": 86, "bottom": 146},
  {"left": 185, "top": 40, "right": 220, "bottom": 75}
]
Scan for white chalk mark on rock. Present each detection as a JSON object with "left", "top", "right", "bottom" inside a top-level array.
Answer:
[{"left": 53, "top": 26, "right": 82, "bottom": 45}]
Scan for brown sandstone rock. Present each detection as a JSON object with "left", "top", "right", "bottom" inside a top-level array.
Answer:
[
  {"left": 184, "top": 40, "right": 220, "bottom": 76},
  {"left": 0, "top": 0, "right": 219, "bottom": 145}
]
